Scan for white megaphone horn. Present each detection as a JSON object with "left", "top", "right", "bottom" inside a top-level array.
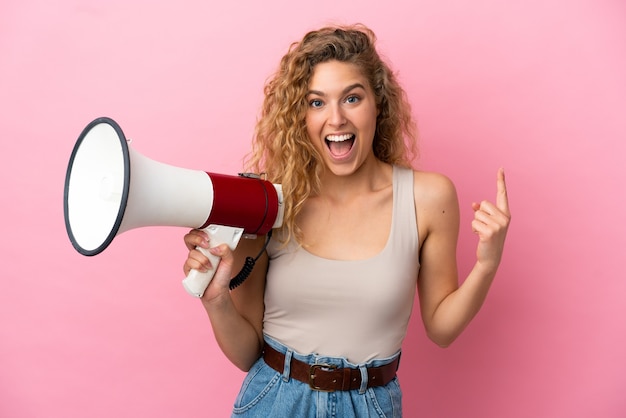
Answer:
[{"left": 63, "top": 117, "right": 284, "bottom": 297}]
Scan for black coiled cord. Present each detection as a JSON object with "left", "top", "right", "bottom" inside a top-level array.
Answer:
[{"left": 228, "top": 230, "right": 273, "bottom": 290}]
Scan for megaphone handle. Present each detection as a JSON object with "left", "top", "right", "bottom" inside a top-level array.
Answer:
[{"left": 181, "top": 225, "right": 245, "bottom": 298}]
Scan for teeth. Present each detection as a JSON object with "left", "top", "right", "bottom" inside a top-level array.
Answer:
[{"left": 326, "top": 134, "right": 353, "bottom": 142}]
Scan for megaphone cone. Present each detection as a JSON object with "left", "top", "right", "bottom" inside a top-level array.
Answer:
[{"left": 64, "top": 117, "right": 283, "bottom": 296}]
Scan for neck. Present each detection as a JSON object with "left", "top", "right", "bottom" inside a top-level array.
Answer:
[{"left": 316, "top": 159, "right": 392, "bottom": 202}]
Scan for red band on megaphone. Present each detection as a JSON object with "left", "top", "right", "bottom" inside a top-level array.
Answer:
[{"left": 200, "top": 173, "right": 279, "bottom": 235}]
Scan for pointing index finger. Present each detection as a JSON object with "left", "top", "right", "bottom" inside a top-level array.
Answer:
[{"left": 497, "top": 167, "right": 510, "bottom": 215}]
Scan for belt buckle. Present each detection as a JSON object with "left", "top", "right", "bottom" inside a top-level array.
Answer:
[{"left": 309, "top": 363, "right": 337, "bottom": 392}]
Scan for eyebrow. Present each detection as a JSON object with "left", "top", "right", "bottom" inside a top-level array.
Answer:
[{"left": 306, "top": 83, "right": 366, "bottom": 97}]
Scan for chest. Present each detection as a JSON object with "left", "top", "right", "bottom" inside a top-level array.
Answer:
[{"left": 297, "top": 187, "right": 393, "bottom": 260}]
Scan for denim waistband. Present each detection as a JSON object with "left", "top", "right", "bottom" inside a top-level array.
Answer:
[{"left": 263, "top": 334, "right": 401, "bottom": 394}]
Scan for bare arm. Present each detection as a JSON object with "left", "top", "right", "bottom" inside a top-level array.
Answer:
[
  {"left": 184, "top": 230, "right": 267, "bottom": 371},
  {"left": 417, "top": 169, "right": 510, "bottom": 347}
]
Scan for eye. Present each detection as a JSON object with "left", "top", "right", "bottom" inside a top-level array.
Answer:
[
  {"left": 345, "top": 95, "right": 360, "bottom": 104},
  {"left": 309, "top": 98, "right": 324, "bottom": 108}
]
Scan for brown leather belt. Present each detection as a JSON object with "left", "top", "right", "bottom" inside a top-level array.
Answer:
[{"left": 262, "top": 343, "right": 399, "bottom": 392}]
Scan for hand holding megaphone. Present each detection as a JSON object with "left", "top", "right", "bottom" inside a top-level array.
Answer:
[
  {"left": 181, "top": 224, "right": 244, "bottom": 297},
  {"left": 64, "top": 117, "right": 284, "bottom": 297}
]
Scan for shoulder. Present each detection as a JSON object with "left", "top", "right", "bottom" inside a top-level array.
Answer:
[
  {"left": 410, "top": 170, "right": 460, "bottom": 236},
  {"left": 411, "top": 170, "right": 458, "bottom": 204}
]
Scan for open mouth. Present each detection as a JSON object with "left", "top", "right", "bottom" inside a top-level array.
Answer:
[{"left": 325, "top": 134, "right": 355, "bottom": 157}]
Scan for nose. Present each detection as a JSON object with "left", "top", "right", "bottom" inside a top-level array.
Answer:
[{"left": 328, "top": 103, "right": 346, "bottom": 127}]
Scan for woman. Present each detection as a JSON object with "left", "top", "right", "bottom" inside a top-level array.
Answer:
[{"left": 183, "top": 24, "right": 510, "bottom": 417}]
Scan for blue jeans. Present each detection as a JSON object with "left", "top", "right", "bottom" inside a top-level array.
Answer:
[{"left": 231, "top": 335, "right": 403, "bottom": 417}]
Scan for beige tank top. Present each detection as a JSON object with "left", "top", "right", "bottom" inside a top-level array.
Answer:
[{"left": 263, "top": 165, "right": 420, "bottom": 363}]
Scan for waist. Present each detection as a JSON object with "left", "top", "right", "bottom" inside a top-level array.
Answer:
[{"left": 262, "top": 342, "right": 400, "bottom": 392}]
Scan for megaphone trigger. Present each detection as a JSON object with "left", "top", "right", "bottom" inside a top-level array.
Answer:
[{"left": 181, "top": 225, "right": 244, "bottom": 298}]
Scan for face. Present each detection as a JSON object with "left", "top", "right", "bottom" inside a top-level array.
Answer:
[{"left": 305, "top": 60, "right": 378, "bottom": 177}]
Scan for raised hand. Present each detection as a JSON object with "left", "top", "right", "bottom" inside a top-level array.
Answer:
[{"left": 471, "top": 168, "right": 511, "bottom": 271}]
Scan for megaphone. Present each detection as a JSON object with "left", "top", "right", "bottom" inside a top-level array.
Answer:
[{"left": 63, "top": 117, "right": 284, "bottom": 297}]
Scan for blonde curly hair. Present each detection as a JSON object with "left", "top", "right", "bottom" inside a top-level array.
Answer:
[{"left": 244, "top": 24, "right": 418, "bottom": 245}]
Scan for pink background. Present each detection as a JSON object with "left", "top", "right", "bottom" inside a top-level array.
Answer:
[{"left": 1, "top": 0, "right": 625, "bottom": 417}]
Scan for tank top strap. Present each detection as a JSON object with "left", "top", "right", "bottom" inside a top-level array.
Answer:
[{"left": 390, "top": 165, "right": 418, "bottom": 253}]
